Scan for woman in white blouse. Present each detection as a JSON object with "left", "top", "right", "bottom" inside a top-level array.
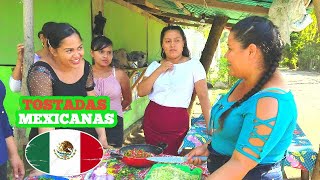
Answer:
[{"left": 137, "top": 25, "right": 211, "bottom": 155}]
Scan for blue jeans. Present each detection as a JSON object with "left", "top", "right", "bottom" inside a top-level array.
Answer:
[
  {"left": 207, "top": 144, "right": 283, "bottom": 180},
  {"left": 0, "top": 162, "right": 7, "bottom": 180}
]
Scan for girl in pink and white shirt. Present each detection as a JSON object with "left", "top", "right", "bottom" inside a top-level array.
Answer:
[{"left": 91, "top": 36, "right": 132, "bottom": 148}]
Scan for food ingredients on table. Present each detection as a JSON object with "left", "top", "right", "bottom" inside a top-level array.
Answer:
[
  {"left": 115, "top": 166, "right": 139, "bottom": 180},
  {"left": 92, "top": 166, "right": 115, "bottom": 180},
  {"left": 147, "top": 165, "right": 200, "bottom": 180},
  {"left": 124, "top": 148, "right": 154, "bottom": 158}
]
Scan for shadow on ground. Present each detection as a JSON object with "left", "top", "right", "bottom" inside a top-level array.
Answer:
[{"left": 124, "top": 127, "right": 145, "bottom": 145}]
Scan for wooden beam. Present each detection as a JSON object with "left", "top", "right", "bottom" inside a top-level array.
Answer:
[
  {"left": 140, "top": 6, "right": 214, "bottom": 24},
  {"left": 201, "top": 16, "right": 229, "bottom": 73},
  {"left": 304, "top": 0, "right": 312, "bottom": 7},
  {"left": 168, "top": 20, "right": 200, "bottom": 27},
  {"left": 158, "top": 13, "right": 233, "bottom": 27},
  {"left": 91, "top": 0, "right": 104, "bottom": 35},
  {"left": 172, "top": 0, "right": 191, "bottom": 15},
  {"left": 312, "top": 145, "right": 320, "bottom": 180},
  {"left": 125, "top": 0, "right": 159, "bottom": 10},
  {"left": 92, "top": 0, "right": 104, "bottom": 19},
  {"left": 313, "top": 0, "right": 320, "bottom": 31},
  {"left": 177, "top": 0, "right": 269, "bottom": 16},
  {"left": 110, "top": 0, "right": 166, "bottom": 25},
  {"left": 130, "top": 68, "right": 147, "bottom": 90},
  {"left": 188, "top": 15, "right": 229, "bottom": 121}
]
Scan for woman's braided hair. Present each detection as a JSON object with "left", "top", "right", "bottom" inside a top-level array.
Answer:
[{"left": 218, "top": 16, "right": 284, "bottom": 129}]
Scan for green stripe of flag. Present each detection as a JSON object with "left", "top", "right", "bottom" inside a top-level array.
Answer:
[{"left": 26, "top": 132, "right": 50, "bottom": 173}]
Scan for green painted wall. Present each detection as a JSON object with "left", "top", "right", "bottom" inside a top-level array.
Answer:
[
  {"left": 103, "top": 1, "right": 166, "bottom": 128},
  {"left": 0, "top": 0, "right": 166, "bottom": 132},
  {"left": 0, "top": 0, "right": 92, "bottom": 127},
  {"left": 104, "top": 1, "right": 147, "bottom": 52},
  {"left": 0, "top": 1, "right": 23, "bottom": 65},
  {"left": 123, "top": 97, "right": 149, "bottom": 130},
  {"left": 104, "top": 0, "right": 165, "bottom": 62},
  {"left": 0, "top": 0, "right": 92, "bottom": 65},
  {"left": 148, "top": 18, "right": 165, "bottom": 62}
]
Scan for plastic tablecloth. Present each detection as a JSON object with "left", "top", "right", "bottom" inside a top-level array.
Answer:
[{"left": 179, "top": 115, "right": 317, "bottom": 172}]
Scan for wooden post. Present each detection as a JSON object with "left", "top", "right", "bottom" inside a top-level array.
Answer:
[
  {"left": 187, "top": 16, "right": 229, "bottom": 114},
  {"left": 313, "top": 0, "right": 320, "bottom": 31},
  {"left": 15, "top": 0, "right": 34, "bottom": 151},
  {"left": 311, "top": 145, "right": 320, "bottom": 180},
  {"left": 91, "top": 0, "right": 104, "bottom": 36},
  {"left": 301, "top": 170, "right": 310, "bottom": 180}
]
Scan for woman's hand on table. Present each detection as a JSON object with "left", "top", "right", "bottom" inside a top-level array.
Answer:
[
  {"left": 104, "top": 145, "right": 115, "bottom": 150},
  {"left": 98, "top": 137, "right": 117, "bottom": 149},
  {"left": 98, "top": 136, "right": 109, "bottom": 149},
  {"left": 186, "top": 144, "right": 209, "bottom": 165}
]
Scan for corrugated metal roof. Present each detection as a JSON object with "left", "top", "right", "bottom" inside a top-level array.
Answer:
[
  {"left": 219, "top": 0, "right": 272, "bottom": 8},
  {"left": 148, "top": 0, "right": 185, "bottom": 14},
  {"left": 132, "top": 0, "right": 312, "bottom": 26},
  {"left": 146, "top": 0, "right": 273, "bottom": 24},
  {"left": 184, "top": 3, "right": 251, "bottom": 23}
]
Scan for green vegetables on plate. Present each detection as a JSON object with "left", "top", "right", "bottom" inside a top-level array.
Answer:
[{"left": 144, "top": 164, "right": 202, "bottom": 180}]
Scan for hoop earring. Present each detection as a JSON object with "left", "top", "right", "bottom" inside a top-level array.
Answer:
[{"left": 41, "top": 42, "right": 44, "bottom": 47}]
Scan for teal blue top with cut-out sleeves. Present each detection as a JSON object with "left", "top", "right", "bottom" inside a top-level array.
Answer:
[{"left": 209, "top": 80, "right": 297, "bottom": 164}]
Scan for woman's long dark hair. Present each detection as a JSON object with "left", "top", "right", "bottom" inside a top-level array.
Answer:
[
  {"left": 37, "top": 22, "right": 56, "bottom": 39},
  {"left": 91, "top": 35, "right": 113, "bottom": 51},
  {"left": 219, "top": 16, "right": 284, "bottom": 129},
  {"left": 160, "top": 25, "right": 190, "bottom": 58},
  {"left": 91, "top": 36, "right": 117, "bottom": 67},
  {"left": 47, "top": 23, "right": 82, "bottom": 49}
]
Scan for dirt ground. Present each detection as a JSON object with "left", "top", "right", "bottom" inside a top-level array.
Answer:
[
  {"left": 281, "top": 69, "right": 320, "bottom": 179},
  {"left": 124, "top": 69, "right": 320, "bottom": 180}
]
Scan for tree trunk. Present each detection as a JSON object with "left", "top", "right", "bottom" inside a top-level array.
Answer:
[
  {"left": 187, "top": 16, "right": 229, "bottom": 114},
  {"left": 313, "top": 0, "right": 320, "bottom": 32},
  {"left": 15, "top": 0, "right": 34, "bottom": 151},
  {"left": 311, "top": 145, "right": 320, "bottom": 180}
]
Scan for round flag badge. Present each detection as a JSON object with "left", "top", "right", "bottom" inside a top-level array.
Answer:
[{"left": 25, "top": 129, "right": 103, "bottom": 176}]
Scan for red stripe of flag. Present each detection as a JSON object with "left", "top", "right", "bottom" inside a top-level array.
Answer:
[{"left": 80, "top": 132, "right": 103, "bottom": 172}]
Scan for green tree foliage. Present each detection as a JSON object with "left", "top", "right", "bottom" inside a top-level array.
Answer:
[
  {"left": 281, "top": 10, "right": 320, "bottom": 71},
  {"left": 298, "top": 42, "right": 320, "bottom": 71},
  {"left": 298, "top": 11, "right": 320, "bottom": 71},
  {"left": 299, "top": 12, "right": 320, "bottom": 44},
  {"left": 207, "top": 30, "right": 238, "bottom": 88},
  {"left": 281, "top": 32, "right": 301, "bottom": 69}
]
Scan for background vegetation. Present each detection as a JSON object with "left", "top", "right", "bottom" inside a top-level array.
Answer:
[
  {"left": 205, "top": 10, "right": 319, "bottom": 88},
  {"left": 281, "top": 11, "right": 320, "bottom": 71}
]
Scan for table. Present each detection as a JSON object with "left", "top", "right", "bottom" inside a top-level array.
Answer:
[
  {"left": 27, "top": 149, "right": 209, "bottom": 180},
  {"left": 179, "top": 115, "right": 318, "bottom": 179}
]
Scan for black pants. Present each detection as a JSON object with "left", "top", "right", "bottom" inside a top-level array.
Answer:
[
  {"left": 106, "top": 116, "right": 123, "bottom": 148},
  {"left": 0, "top": 162, "right": 7, "bottom": 180},
  {"left": 207, "top": 144, "right": 283, "bottom": 180}
]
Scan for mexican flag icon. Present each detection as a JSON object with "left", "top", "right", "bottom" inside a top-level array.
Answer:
[{"left": 25, "top": 129, "right": 103, "bottom": 176}]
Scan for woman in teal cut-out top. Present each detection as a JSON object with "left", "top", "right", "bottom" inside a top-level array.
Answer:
[{"left": 187, "top": 16, "right": 297, "bottom": 180}]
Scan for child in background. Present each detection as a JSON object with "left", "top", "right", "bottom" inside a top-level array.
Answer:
[{"left": 91, "top": 36, "right": 132, "bottom": 148}]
